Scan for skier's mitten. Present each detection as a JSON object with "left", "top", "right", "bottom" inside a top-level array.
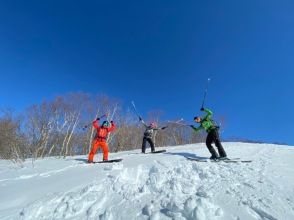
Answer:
[
  {"left": 161, "top": 126, "right": 167, "bottom": 130},
  {"left": 139, "top": 117, "right": 142, "bottom": 121},
  {"left": 200, "top": 107, "right": 205, "bottom": 111},
  {"left": 96, "top": 117, "right": 100, "bottom": 121}
]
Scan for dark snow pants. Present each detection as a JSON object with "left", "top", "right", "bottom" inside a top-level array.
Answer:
[
  {"left": 142, "top": 137, "right": 155, "bottom": 153},
  {"left": 206, "top": 129, "right": 227, "bottom": 158}
]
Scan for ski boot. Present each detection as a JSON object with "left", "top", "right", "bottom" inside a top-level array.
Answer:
[{"left": 210, "top": 155, "right": 218, "bottom": 161}]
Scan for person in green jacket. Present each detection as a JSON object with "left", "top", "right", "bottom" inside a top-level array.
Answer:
[{"left": 191, "top": 107, "right": 227, "bottom": 159}]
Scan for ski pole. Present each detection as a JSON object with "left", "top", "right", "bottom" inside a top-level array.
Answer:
[
  {"left": 201, "top": 78, "right": 211, "bottom": 109},
  {"left": 168, "top": 122, "right": 190, "bottom": 127},
  {"left": 82, "top": 114, "right": 107, "bottom": 130},
  {"left": 171, "top": 118, "right": 184, "bottom": 124},
  {"left": 167, "top": 119, "right": 190, "bottom": 127},
  {"left": 131, "top": 101, "right": 142, "bottom": 119}
]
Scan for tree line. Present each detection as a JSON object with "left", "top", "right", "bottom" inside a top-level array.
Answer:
[{"left": 0, "top": 92, "right": 207, "bottom": 163}]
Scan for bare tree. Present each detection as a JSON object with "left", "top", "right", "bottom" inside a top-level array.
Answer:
[
  {"left": 0, "top": 110, "right": 26, "bottom": 163},
  {"left": 111, "top": 109, "right": 142, "bottom": 152},
  {"left": 1, "top": 92, "right": 212, "bottom": 164}
]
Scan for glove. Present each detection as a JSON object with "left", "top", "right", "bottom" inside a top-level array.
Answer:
[
  {"left": 161, "top": 126, "right": 167, "bottom": 130},
  {"left": 110, "top": 121, "right": 114, "bottom": 124},
  {"left": 139, "top": 117, "right": 142, "bottom": 121},
  {"left": 96, "top": 117, "right": 100, "bottom": 121},
  {"left": 200, "top": 107, "right": 204, "bottom": 111},
  {"left": 190, "top": 125, "right": 195, "bottom": 128}
]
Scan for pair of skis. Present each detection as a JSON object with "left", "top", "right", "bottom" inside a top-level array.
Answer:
[
  {"left": 186, "top": 156, "right": 252, "bottom": 163},
  {"left": 128, "top": 149, "right": 167, "bottom": 155},
  {"left": 82, "top": 114, "right": 109, "bottom": 130},
  {"left": 132, "top": 101, "right": 185, "bottom": 128}
]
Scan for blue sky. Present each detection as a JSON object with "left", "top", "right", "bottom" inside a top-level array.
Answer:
[{"left": 0, "top": 0, "right": 294, "bottom": 144}]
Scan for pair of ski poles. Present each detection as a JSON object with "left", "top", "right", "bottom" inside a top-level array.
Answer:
[
  {"left": 83, "top": 78, "right": 211, "bottom": 129},
  {"left": 131, "top": 78, "right": 211, "bottom": 127}
]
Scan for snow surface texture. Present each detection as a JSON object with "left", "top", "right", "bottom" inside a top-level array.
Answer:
[{"left": 0, "top": 143, "right": 294, "bottom": 220}]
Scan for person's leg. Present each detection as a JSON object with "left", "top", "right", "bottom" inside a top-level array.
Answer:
[
  {"left": 142, "top": 137, "right": 147, "bottom": 153},
  {"left": 206, "top": 131, "right": 219, "bottom": 159},
  {"left": 100, "top": 142, "right": 109, "bottom": 161},
  {"left": 88, "top": 140, "right": 99, "bottom": 162},
  {"left": 213, "top": 130, "right": 227, "bottom": 157},
  {"left": 147, "top": 138, "right": 155, "bottom": 152}
]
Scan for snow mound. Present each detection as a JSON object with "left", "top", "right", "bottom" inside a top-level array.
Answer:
[{"left": 1, "top": 143, "right": 294, "bottom": 220}]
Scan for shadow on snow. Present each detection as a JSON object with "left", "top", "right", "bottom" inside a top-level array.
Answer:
[{"left": 163, "top": 152, "right": 208, "bottom": 160}]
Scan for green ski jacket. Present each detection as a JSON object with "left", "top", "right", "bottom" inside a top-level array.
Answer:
[{"left": 192, "top": 108, "right": 216, "bottom": 133}]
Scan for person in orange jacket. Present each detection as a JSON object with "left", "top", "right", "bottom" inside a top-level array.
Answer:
[{"left": 88, "top": 117, "right": 116, "bottom": 163}]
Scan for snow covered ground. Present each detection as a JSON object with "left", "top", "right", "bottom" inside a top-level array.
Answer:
[{"left": 0, "top": 142, "right": 294, "bottom": 220}]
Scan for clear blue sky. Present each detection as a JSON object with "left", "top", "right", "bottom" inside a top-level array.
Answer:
[{"left": 0, "top": 0, "right": 294, "bottom": 144}]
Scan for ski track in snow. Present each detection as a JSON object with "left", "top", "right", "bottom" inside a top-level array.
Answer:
[
  {"left": 0, "top": 143, "right": 293, "bottom": 220},
  {"left": 0, "top": 164, "right": 81, "bottom": 183}
]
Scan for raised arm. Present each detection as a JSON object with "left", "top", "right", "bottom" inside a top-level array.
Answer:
[
  {"left": 108, "top": 121, "right": 116, "bottom": 132},
  {"left": 92, "top": 119, "right": 100, "bottom": 129},
  {"left": 139, "top": 117, "right": 148, "bottom": 128},
  {"left": 203, "top": 108, "right": 213, "bottom": 120}
]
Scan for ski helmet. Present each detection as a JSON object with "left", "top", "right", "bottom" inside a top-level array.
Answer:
[{"left": 102, "top": 121, "right": 110, "bottom": 127}]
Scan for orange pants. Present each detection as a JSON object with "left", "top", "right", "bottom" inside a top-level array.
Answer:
[{"left": 88, "top": 140, "right": 109, "bottom": 162}]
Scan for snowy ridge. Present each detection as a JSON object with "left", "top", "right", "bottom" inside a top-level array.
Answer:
[{"left": 1, "top": 143, "right": 294, "bottom": 220}]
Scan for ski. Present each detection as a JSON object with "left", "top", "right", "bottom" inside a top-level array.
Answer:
[
  {"left": 93, "top": 159, "right": 123, "bottom": 163},
  {"left": 82, "top": 114, "right": 107, "bottom": 130},
  {"left": 216, "top": 157, "right": 252, "bottom": 163},
  {"left": 131, "top": 101, "right": 142, "bottom": 119},
  {"left": 167, "top": 119, "right": 189, "bottom": 127},
  {"left": 222, "top": 160, "right": 252, "bottom": 163},
  {"left": 127, "top": 150, "right": 166, "bottom": 155},
  {"left": 185, "top": 156, "right": 239, "bottom": 161},
  {"left": 185, "top": 157, "right": 252, "bottom": 163},
  {"left": 185, "top": 157, "right": 207, "bottom": 162}
]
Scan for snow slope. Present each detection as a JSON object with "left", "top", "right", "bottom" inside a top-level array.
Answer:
[{"left": 0, "top": 142, "right": 294, "bottom": 220}]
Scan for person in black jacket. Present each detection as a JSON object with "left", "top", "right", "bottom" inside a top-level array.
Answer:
[{"left": 139, "top": 117, "right": 167, "bottom": 153}]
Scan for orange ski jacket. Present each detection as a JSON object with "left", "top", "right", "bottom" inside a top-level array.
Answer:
[{"left": 93, "top": 119, "right": 116, "bottom": 142}]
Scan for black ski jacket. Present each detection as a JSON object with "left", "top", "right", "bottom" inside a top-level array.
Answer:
[{"left": 140, "top": 120, "right": 164, "bottom": 138}]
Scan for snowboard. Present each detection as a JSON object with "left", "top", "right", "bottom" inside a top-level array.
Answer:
[
  {"left": 149, "top": 150, "right": 166, "bottom": 154},
  {"left": 93, "top": 158, "right": 123, "bottom": 163},
  {"left": 128, "top": 150, "right": 166, "bottom": 155},
  {"left": 185, "top": 157, "right": 252, "bottom": 163}
]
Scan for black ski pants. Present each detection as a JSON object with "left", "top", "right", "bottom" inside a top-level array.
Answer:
[
  {"left": 206, "top": 129, "right": 227, "bottom": 158},
  {"left": 142, "top": 137, "right": 155, "bottom": 153}
]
